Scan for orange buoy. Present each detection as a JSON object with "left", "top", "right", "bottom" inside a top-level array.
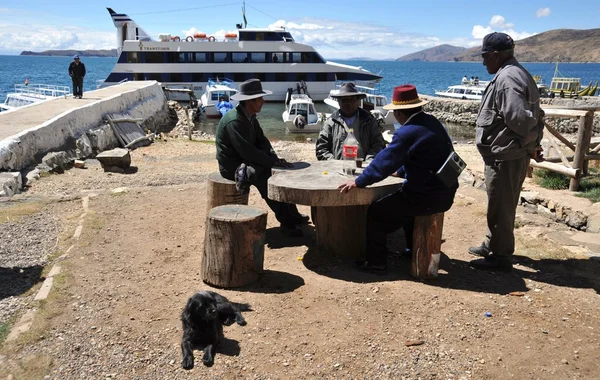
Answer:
[
  {"left": 193, "top": 33, "right": 207, "bottom": 39},
  {"left": 224, "top": 33, "right": 238, "bottom": 39}
]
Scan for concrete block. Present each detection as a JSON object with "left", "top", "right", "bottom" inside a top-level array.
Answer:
[
  {"left": 0, "top": 172, "right": 22, "bottom": 197},
  {"left": 87, "top": 125, "right": 119, "bottom": 154},
  {"left": 76, "top": 134, "right": 93, "bottom": 158},
  {"left": 41, "top": 151, "right": 71, "bottom": 171},
  {"left": 96, "top": 148, "right": 131, "bottom": 169}
]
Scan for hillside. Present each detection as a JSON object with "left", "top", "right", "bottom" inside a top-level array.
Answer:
[
  {"left": 400, "top": 28, "right": 600, "bottom": 62},
  {"left": 20, "top": 49, "right": 117, "bottom": 57},
  {"left": 396, "top": 44, "right": 467, "bottom": 62}
]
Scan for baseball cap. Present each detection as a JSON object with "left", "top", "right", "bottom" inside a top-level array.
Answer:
[
  {"left": 472, "top": 32, "right": 515, "bottom": 56},
  {"left": 73, "top": 55, "right": 80, "bottom": 59}
]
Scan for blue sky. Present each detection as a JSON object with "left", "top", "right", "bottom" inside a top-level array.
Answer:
[{"left": 0, "top": 1, "right": 598, "bottom": 58}]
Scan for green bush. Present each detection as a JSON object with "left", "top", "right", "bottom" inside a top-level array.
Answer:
[{"left": 533, "top": 169, "right": 569, "bottom": 190}]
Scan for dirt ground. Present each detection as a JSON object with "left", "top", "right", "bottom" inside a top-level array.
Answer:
[{"left": 1, "top": 138, "right": 599, "bottom": 379}]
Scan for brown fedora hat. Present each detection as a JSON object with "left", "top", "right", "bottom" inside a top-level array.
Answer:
[
  {"left": 382, "top": 84, "right": 428, "bottom": 110},
  {"left": 230, "top": 78, "right": 273, "bottom": 101},
  {"left": 331, "top": 82, "right": 366, "bottom": 99}
]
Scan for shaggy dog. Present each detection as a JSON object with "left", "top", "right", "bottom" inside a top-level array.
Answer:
[{"left": 180, "top": 290, "right": 251, "bottom": 369}]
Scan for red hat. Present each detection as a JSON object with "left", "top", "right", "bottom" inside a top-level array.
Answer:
[{"left": 383, "top": 84, "right": 428, "bottom": 110}]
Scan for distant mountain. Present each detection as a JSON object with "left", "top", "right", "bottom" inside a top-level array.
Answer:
[
  {"left": 397, "top": 28, "right": 600, "bottom": 63},
  {"left": 396, "top": 44, "right": 467, "bottom": 62},
  {"left": 20, "top": 49, "right": 118, "bottom": 57}
]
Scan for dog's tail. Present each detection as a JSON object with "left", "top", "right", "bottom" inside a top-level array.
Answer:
[{"left": 233, "top": 302, "right": 252, "bottom": 311}]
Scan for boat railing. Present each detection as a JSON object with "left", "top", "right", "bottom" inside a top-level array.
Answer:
[
  {"left": 290, "top": 93, "right": 313, "bottom": 102},
  {"left": 13, "top": 83, "right": 70, "bottom": 97}
]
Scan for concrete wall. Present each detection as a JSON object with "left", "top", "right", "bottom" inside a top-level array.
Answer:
[{"left": 0, "top": 82, "right": 168, "bottom": 171}]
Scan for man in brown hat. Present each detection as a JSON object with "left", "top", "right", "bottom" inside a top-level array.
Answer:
[
  {"left": 216, "top": 79, "right": 308, "bottom": 237},
  {"left": 316, "top": 82, "right": 384, "bottom": 161},
  {"left": 339, "top": 84, "right": 457, "bottom": 271},
  {"left": 468, "top": 32, "right": 544, "bottom": 272}
]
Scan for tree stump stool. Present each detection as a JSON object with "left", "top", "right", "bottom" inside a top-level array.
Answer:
[
  {"left": 410, "top": 212, "right": 444, "bottom": 280},
  {"left": 202, "top": 204, "right": 267, "bottom": 288},
  {"left": 206, "top": 172, "right": 249, "bottom": 210}
]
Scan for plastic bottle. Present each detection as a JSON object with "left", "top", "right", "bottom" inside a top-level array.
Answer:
[{"left": 342, "top": 128, "right": 359, "bottom": 175}]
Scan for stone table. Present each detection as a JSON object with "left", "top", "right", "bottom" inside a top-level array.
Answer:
[{"left": 268, "top": 160, "right": 402, "bottom": 257}]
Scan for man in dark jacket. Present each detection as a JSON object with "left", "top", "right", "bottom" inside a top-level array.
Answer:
[
  {"left": 216, "top": 79, "right": 307, "bottom": 237},
  {"left": 316, "top": 83, "right": 384, "bottom": 161},
  {"left": 68, "top": 55, "right": 86, "bottom": 98},
  {"left": 468, "top": 32, "right": 544, "bottom": 272},
  {"left": 339, "top": 85, "right": 458, "bottom": 271}
]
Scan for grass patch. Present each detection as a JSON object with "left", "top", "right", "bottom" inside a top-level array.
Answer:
[
  {"left": 533, "top": 169, "right": 600, "bottom": 202},
  {"left": 0, "top": 201, "right": 45, "bottom": 225},
  {"left": 0, "top": 320, "right": 12, "bottom": 344}
]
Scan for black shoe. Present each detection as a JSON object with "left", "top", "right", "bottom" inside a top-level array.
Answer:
[
  {"left": 469, "top": 256, "right": 512, "bottom": 272},
  {"left": 468, "top": 244, "right": 491, "bottom": 258},
  {"left": 295, "top": 214, "right": 310, "bottom": 225},
  {"left": 280, "top": 225, "right": 303, "bottom": 237},
  {"left": 354, "top": 260, "right": 386, "bottom": 271}
]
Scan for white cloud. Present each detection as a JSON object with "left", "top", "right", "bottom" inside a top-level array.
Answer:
[
  {"left": 536, "top": 8, "right": 551, "bottom": 17},
  {"left": 471, "top": 15, "right": 537, "bottom": 44},
  {"left": 489, "top": 15, "right": 514, "bottom": 29}
]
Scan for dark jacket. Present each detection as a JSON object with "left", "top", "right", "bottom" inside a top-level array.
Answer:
[
  {"left": 69, "top": 61, "right": 86, "bottom": 78},
  {"left": 476, "top": 57, "right": 543, "bottom": 162},
  {"left": 315, "top": 108, "right": 384, "bottom": 161},
  {"left": 216, "top": 104, "right": 278, "bottom": 175},
  {"left": 356, "top": 112, "right": 457, "bottom": 202}
]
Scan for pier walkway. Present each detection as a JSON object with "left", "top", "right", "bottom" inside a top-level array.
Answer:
[{"left": 0, "top": 81, "right": 154, "bottom": 141}]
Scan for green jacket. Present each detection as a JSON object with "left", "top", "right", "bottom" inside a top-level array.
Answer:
[
  {"left": 216, "top": 105, "right": 278, "bottom": 174},
  {"left": 315, "top": 108, "right": 384, "bottom": 161}
]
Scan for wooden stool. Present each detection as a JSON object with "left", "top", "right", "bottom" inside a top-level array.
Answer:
[
  {"left": 202, "top": 204, "right": 267, "bottom": 288},
  {"left": 411, "top": 212, "right": 444, "bottom": 279},
  {"left": 206, "top": 172, "right": 250, "bottom": 210}
]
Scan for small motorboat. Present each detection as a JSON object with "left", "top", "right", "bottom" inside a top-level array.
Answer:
[
  {"left": 282, "top": 94, "right": 327, "bottom": 133},
  {"left": 324, "top": 81, "right": 395, "bottom": 125},
  {"left": 200, "top": 78, "right": 238, "bottom": 118},
  {"left": 1, "top": 83, "right": 70, "bottom": 112}
]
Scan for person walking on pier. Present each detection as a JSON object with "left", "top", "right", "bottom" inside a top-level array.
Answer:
[
  {"left": 468, "top": 32, "right": 544, "bottom": 272},
  {"left": 68, "top": 55, "right": 86, "bottom": 99}
]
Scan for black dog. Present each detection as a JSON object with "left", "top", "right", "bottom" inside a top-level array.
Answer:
[{"left": 180, "top": 290, "right": 250, "bottom": 369}]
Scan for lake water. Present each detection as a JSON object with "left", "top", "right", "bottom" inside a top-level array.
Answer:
[{"left": 1, "top": 55, "right": 598, "bottom": 141}]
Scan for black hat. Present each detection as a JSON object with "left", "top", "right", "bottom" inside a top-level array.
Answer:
[
  {"left": 230, "top": 79, "right": 272, "bottom": 101},
  {"left": 472, "top": 32, "right": 515, "bottom": 56},
  {"left": 331, "top": 82, "right": 366, "bottom": 99}
]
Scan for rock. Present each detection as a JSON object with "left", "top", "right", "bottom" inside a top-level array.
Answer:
[
  {"left": 87, "top": 125, "right": 120, "bottom": 154},
  {"left": 112, "top": 187, "right": 129, "bottom": 195},
  {"left": 96, "top": 148, "right": 131, "bottom": 170},
  {"left": 520, "top": 191, "right": 540, "bottom": 205},
  {"left": 0, "top": 172, "right": 22, "bottom": 197},
  {"left": 76, "top": 134, "right": 94, "bottom": 158},
  {"left": 41, "top": 151, "right": 71, "bottom": 172},
  {"left": 24, "top": 168, "right": 41, "bottom": 184},
  {"left": 586, "top": 204, "right": 600, "bottom": 233},
  {"left": 564, "top": 211, "right": 587, "bottom": 230},
  {"left": 74, "top": 160, "right": 86, "bottom": 169}
]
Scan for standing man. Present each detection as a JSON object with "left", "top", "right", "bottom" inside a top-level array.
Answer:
[
  {"left": 216, "top": 79, "right": 308, "bottom": 237},
  {"left": 338, "top": 85, "right": 458, "bottom": 271},
  {"left": 316, "top": 82, "right": 384, "bottom": 161},
  {"left": 468, "top": 32, "right": 544, "bottom": 272},
  {"left": 68, "top": 55, "right": 86, "bottom": 99}
]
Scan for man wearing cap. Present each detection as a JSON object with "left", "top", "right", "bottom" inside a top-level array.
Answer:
[
  {"left": 468, "top": 32, "right": 544, "bottom": 272},
  {"left": 316, "top": 82, "right": 384, "bottom": 161},
  {"left": 68, "top": 55, "right": 86, "bottom": 99},
  {"left": 339, "top": 85, "right": 457, "bottom": 271},
  {"left": 216, "top": 79, "right": 308, "bottom": 237}
]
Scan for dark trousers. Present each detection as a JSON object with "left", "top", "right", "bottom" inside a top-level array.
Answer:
[
  {"left": 221, "top": 165, "right": 300, "bottom": 227},
  {"left": 365, "top": 187, "right": 454, "bottom": 265},
  {"left": 72, "top": 77, "right": 83, "bottom": 97},
  {"left": 483, "top": 155, "right": 530, "bottom": 257}
]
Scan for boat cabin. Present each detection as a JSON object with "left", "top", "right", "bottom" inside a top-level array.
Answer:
[{"left": 549, "top": 77, "right": 580, "bottom": 95}]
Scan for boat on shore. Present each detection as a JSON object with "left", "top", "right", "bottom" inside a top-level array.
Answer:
[
  {"left": 434, "top": 81, "right": 489, "bottom": 101},
  {"left": 200, "top": 78, "right": 238, "bottom": 118},
  {"left": 282, "top": 94, "right": 327, "bottom": 133},
  {"left": 1, "top": 83, "right": 70, "bottom": 112},
  {"left": 100, "top": 7, "right": 382, "bottom": 102},
  {"left": 324, "top": 81, "right": 395, "bottom": 125}
]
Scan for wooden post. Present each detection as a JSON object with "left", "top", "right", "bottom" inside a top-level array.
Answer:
[
  {"left": 206, "top": 172, "right": 250, "bottom": 209},
  {"left": 411, "top": 213, "right": 444, "bottom": 280},
  {"left": 570, "top": 111, "right": 594, "bottom": 191},
  {"left": 202, "top": 205, "right": 267, "bottom": 288}
]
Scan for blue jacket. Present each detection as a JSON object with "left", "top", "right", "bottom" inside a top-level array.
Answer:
[{"left": 355, "top": 112, "right": 457, "bottom": 199}]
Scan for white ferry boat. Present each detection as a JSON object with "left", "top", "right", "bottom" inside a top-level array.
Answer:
[
  {"left": 1, "top": 83, "right": 70, "bottom": 112},
  {"left": 101, "top": 8, "right": 382, "bottom": 102},
  {"left": 282, "top": 94, "right": 327, "bottom": 133},
  {"left": 434, "top": 82, "right": 489, "bottom": 101},
  {"left": 324, "top": 81, "right": 395, "bottom": 125}
]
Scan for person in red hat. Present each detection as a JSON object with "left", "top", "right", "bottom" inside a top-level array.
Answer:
[{"left": 339, "top": 84, "right": 458, "bottom": 271}]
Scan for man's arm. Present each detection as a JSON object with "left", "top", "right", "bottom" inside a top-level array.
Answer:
[
  {"left": 496, "top": 76, "right": 538, "bottom": 141},
  {"left": 68, "top": 63, "right": 73, "bottom": 77},
  {"left": 364, "top": 118, "right": 385, "bottom": 160},
  {"left": 225, "top": 122, "right": 277, "bottom": 168},
  {"left": 315, "top": 120, "right": 335, "bottom": 160},
  {"left": 82, "top": 63, "right": 86, "bottom": 77},
  {"left": 355, "top": 131, "right": 409, "bottom": 188}
]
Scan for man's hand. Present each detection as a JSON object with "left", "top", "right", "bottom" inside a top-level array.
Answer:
[
  {"left": 338, "top": 179, "right": 357, "bottom": 193},
  {"left": 530, "top": 145, "right": 544, "bottom": 162},
  {"left": 273, "top": 158, "right": 294, "bottom": 168}
]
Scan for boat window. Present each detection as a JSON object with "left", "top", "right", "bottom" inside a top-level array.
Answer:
[
  {"left": 126, "top": 52, "right": 139, "bottom": 63},
  {"left": 309, "top": 104, "right": 316, "bottom": 114},
  {"left": 192, "top": 53, "right": 206, "bottom": 63},
  {"left": 170, "top": 73, "right": 183, "bottom": 82},
  {"left": 376, "top": 98, "right": 385, "bottom": 107},
  {"left": 275, "top": 73, "right": 287, "bottom": 82},
  {"left": 255, "top": 32, "right": 264, "bottom": 41},
  {"left": 456, "top": 89, "right": 465, "bottom": 94},
  {"left": 316, "top": 73, "right": 328, "bottom": 81},
  {"left": 250, "top": 53, "right": 266, "bottom": 63},
  {"left": 232, "top": 53, "right": 247, "bottom": 63},
  {"left": 296, "top": 73, "right": 307, "bottom": 81},
  {"left": 272, "top": 53, "right": 283, "bottom": 63},
  {"left": 145, "top": 52, "right": 164, "bottom": 64},
  {"left": 234, "top": 73, "right": 246, "bottom": 82},
  {"left": 147, "top": 73, "right": 162, "bottom": 81}
]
